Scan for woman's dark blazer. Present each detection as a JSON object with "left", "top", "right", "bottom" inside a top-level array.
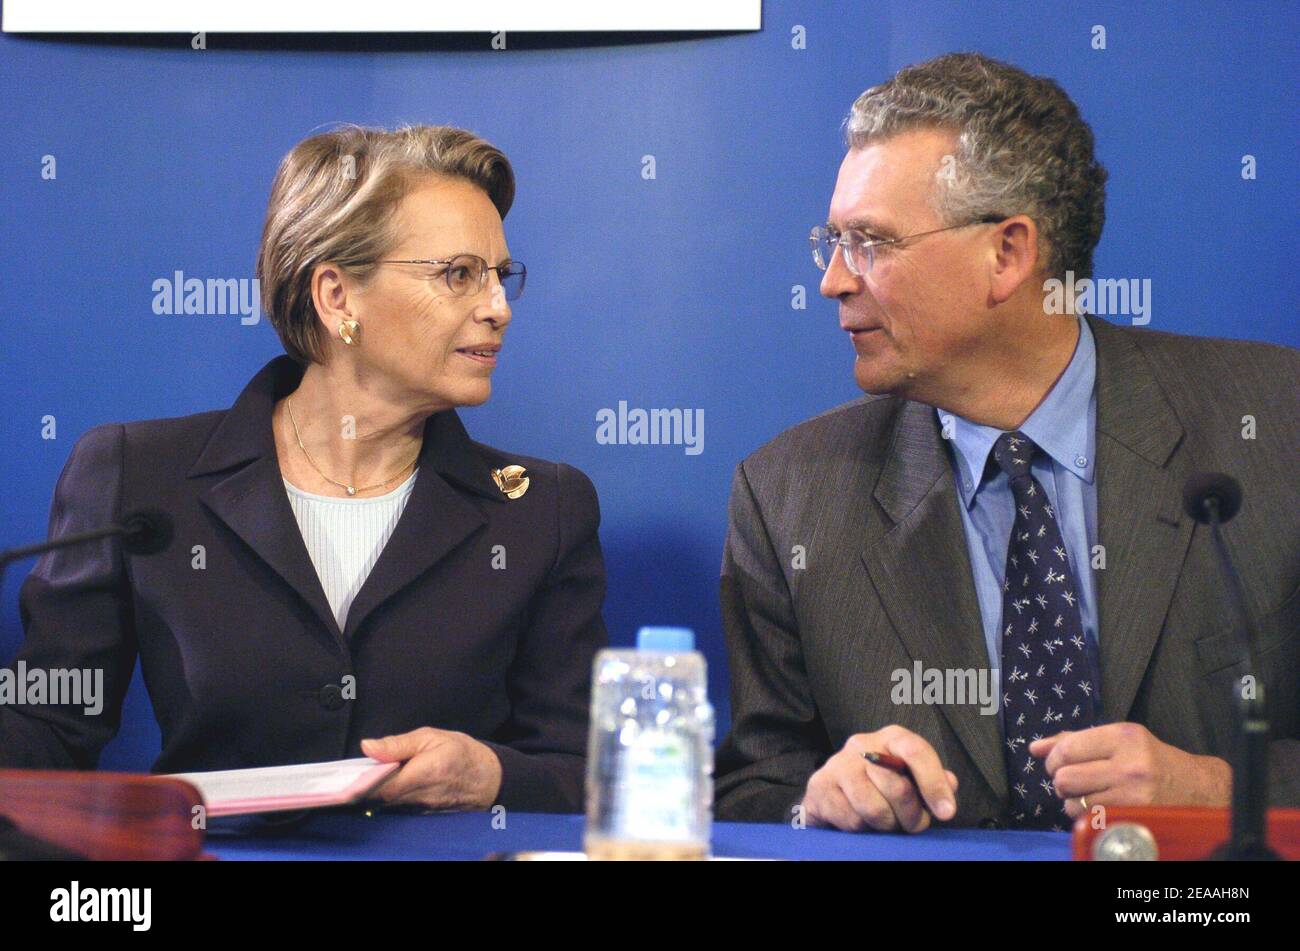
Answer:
[{"left": 0, "top": 356, "right": 608, "bottom": 812}]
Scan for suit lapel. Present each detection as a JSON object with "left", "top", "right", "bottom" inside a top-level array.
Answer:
[
  {"left": 1088, "top": 316, "right": 1194, "bottom": 723},
  {"left": 860, "top": 401, "right": 1008, "bottom": 800},
  {"left": 341, "top": 410, "right": 503, "bottom": 641},
  {"left": 199, "top": 452, "right": 346, "bottom": 645},
  {"left": 190, "top": 358, "right": 346, "bottom": 646}
]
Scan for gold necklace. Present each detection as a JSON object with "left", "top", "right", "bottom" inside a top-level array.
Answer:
[{"left": 285, "top": 397, "right": 419, "bottom": 497}]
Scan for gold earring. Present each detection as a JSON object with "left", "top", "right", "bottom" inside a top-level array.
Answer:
[{"left": 338, "top": 320, "right": 361, "bottom": 346}]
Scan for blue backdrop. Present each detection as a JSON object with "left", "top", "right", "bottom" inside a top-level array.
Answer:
[{"left": 2, "top": 1, "right": 1296, "bottom": 770}]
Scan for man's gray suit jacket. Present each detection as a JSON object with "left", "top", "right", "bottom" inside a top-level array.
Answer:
[{"left": 715, "top": 315, "right": 1299, "bottom": 826}]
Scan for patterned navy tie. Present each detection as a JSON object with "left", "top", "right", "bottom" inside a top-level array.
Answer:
[{"left": 993, "top": 431, "right": 1097, "bottom": 830}]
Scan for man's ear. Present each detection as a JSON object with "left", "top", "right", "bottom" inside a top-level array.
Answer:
[{"left": 988, "top": 215, "right": 1040, "bottom": 305}]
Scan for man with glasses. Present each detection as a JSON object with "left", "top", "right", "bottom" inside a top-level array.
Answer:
[{"left": 714, "top": 52, "right": 1298, "bottom": 832}]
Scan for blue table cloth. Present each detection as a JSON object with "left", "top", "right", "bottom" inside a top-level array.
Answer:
[{"left": 205, "top": 810, "right": 1071, "bottom": 861}]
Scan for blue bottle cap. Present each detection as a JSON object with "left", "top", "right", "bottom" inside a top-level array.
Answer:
[{"left": 636, "top": 626, "right": 695, "bottom": 652}]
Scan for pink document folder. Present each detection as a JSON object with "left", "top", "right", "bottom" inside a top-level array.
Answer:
[{"left": 168, "top": 758, "right": 401, "bottom": 817}]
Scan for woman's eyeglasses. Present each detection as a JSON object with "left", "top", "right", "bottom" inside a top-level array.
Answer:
[{"left": 375, "top": 254, "right": 527, "bottom": 301}]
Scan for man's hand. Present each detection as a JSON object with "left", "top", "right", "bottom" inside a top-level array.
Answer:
[
  {"left": 801, "top": 726, "right": 959, "bottom": 833},
  {"left": 1030, "top": 723, "right": 1231, "bottom": 819},
  {"left": 361, "top": 727, "right": 503, "bottom": 811}
]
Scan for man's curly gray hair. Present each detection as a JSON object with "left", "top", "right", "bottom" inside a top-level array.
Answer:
[{"left": 845, "top": 52, "right": 1107, "bottom": 280}]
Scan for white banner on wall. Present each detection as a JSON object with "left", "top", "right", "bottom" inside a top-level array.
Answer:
[{"left": 3, "top": 1, "right": 762, "bottom": 33}]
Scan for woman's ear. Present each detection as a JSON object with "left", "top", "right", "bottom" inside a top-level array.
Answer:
[{"left": 310, "top": 262, "right": 355, "bottom": 338}]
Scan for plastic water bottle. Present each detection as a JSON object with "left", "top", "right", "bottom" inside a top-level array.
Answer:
[{"left": 583, "top": 626, "right": 715, "bottom": 860}]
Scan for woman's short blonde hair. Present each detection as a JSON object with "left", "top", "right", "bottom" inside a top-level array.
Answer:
[{"left": 256, "top": 123, "right": 515, "bottom": 365}]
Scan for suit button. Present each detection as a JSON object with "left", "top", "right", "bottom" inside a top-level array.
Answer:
[
  {"left": 979, "top": 817, "right": 1005, "bottom": 830},
  {"left": 318, "top": 683, "right": 346, "bottom": 710}
]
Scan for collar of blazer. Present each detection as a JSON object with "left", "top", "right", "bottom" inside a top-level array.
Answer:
[
  {"left": 185, "top": 355, "right": 508, "bottom": 645},
  {"left": 860, "top": 314, "right": 1192, "bottom": 802}
]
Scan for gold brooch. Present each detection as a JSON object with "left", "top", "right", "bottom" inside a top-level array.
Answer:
[{"left": 492, "top": 465, "right": 530, "bottom": 499}]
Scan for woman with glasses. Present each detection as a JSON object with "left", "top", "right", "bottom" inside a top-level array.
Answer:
[{"left": 0, "top": 125, "right": 608, "bottom": 814}]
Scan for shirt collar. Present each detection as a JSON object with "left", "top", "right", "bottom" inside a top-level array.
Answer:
[{"left": 937, "top": 317, "right": 1097, "bottom": 509}]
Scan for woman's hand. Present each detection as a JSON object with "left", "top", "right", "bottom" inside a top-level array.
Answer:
[{"left": 361, "top": 727, "right": 503, "bottom": 811}]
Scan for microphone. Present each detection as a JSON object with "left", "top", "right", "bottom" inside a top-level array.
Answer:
[
  {"left": 1182, "top": 474, "right": 1258, "bottom": 674},
  {"left": 1183, "top": 472, "right": 1243, "bottom": 525},
  {"left": 118, "top": 509, "right": 175, "bottom": 556},
  {"left": 1182, "top": 472, "right": 1278, "bottom": 861},
  {"left": 0, "top": 509, "right": 174, "bottom": 572}
]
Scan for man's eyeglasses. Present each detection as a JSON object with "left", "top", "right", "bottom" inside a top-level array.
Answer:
[
  {"left": 374, "top": 254, "right": 527, "bottom": 301},
  {"left": 810, "top": 217, "right": 1006, "bottom": 277}
]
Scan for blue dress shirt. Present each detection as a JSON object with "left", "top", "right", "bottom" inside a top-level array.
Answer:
[{"left": 935, "top": 318, "right": 1103, "bottom": 715}]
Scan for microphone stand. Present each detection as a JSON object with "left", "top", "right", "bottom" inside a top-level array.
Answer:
[
  {"left": 0, "top": 524, "right": 124, "bottom": 618},
  {"left": 1199, "top": 493, "right": 1279, "bottom": 861},
  {"left": 0, "top": 511, "right": 171, "bottom": 600},
  {"left": 1, "top": 523, "right": 130, "bottom": 570}
]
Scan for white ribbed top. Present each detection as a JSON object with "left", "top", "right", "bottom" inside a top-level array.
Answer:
[{"left": 283, "top": 468, "right": 418, "bottom": 632}]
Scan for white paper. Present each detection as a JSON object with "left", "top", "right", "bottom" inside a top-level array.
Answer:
[{"left": 167, "top": 756, "right": 390, "bottom": 805}]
